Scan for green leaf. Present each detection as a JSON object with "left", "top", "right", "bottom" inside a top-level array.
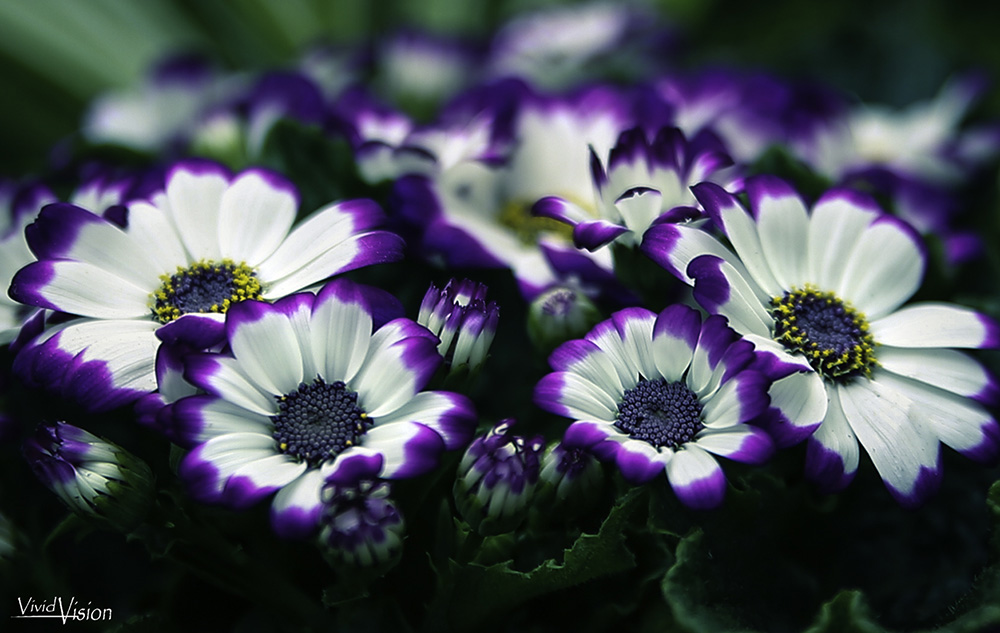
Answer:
[
  {"left": 660, "top": 528, "right": 754, "bottom": 633},
  {"left": 433, "top": 487, "right": 644, "bottom": 632},
  {"left": 802, "top": 591, "right": 886, "bottom": 633}
]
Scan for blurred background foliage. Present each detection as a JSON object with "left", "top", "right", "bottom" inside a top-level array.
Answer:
[{"left": 3, "top": 0, "right": 1000, "bottom": 174}]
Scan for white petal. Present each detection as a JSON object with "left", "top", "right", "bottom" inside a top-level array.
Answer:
[
  {"left": 837, "top": 379, "right": 940, "bottom": 504},
  {"left": 193, "top": 432, "right": 279, "bottom": 493},
  {"left": 54, "top": 214, "right": 162, "bottom": 288},
  {"left": 837, "top": 219, "right": 922, "bottom": 319},
  {"left": 218, "top": 171, "right": 297, "bottom": 265},
  {"left": 257, "top": 205, "right": 359, "bottom": 281},
  {"left": 351, "top": 321, "right": 437, "bottom": 418},
  {"left": 877, "top": 346, "right": 995, "bottom": 400},
  {"left": 755, "top": 188, "right": 810, "bottom": 289},
  {"left": 36, "top": 262, "right": 152, "bottom": 319},
  {"left": 766, "top": 368, "right": 828, "bottom": 434},
  {"left": 712, "top": 192, "right": 782, "bottom": 296},
  {"left": 871, "top": 303, "right": 996, "bottom": 349},
  {"left": 650, "top": 329, "right": 695, "bottom": 385},
  {"left": 270, "top": 468, "right": 325, "bottom": 536},
  {"left": 665, "top": 444, "right": 725, "bottom": 508},
  {"left": 615, "top": 189, "right": 662, "bottom": 235},
  {"left": 872, "top": 370, "right": 997, "bottom": 457},
  {"left": 187, "top": 397, "right": 273, "bottom": 444},
  {"left": 806, "top": 194, "right": 879, "bottom": 292},
  {"left": 166, "top": 168, "right": 228, "bottom": 260},
  {"left": 126, "top": 196, "right": 189, "bottom": 273},
  {"left": 613, "top": 310, "right": 657, "bottom": 381},
  {"left": 805, "top": 389, "right": 860, "bottom": 486},
  {"left": 311, "top": 290, "right": 372, "bottom": 384},
  {"left": 229, "top": 306, "right": 306, "bottom": 396},
  {"left": 229, "top": 454, "right": 307, "bottom": 492},
  {"left": 551, "top": 372, "right": 620, "bottom": 423},
  {"left": 196, "top": 356, "right": 277, "bottom": 416}
]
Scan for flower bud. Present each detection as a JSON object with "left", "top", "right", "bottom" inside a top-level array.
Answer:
[
  {"left": 319, "top": 479, "right": 405, "bottom": 571},
  {"left": 418, "top": 279, "right": 499, "bottom": 374},
  {"left": 527, "top": 286, "right": 601, "bottom": 354},
  {"left": 23, "top": 422, "right": 154, "bottom": 532},
  {"left": 536, "top": 441, "right": 604, "bottom": 515},
  {"left": 454, "top": 419, "right": 544, "bottom": 535}
]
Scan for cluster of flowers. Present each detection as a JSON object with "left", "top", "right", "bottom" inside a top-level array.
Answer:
[{"left": 3, "top": 2, "right": 1000, "bottom": 572}]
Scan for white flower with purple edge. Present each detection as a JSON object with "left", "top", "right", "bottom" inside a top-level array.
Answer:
[
  {"left": 642, "top": 175, "right": 1000, "bottom": 505},
  {"left": 9, "top": 159, "right": 404, "bottom": 412},
  {"left": 805, "top": 73, "right": 998, "bottom": 186},
  {"left": 171, "top": 279, "right": 476, "bottom": 538},
  {"left": 533, "top": 125, "right": 735, "bottom": 252},
  {"left": 534, "top": 304, "right": 774, "bottom": 510},
  {"left": 393, "top": 84, "right": 641, "bottom": 299},
  {"left": 83, "top": 55, "right": 227, "bottom": 153}
]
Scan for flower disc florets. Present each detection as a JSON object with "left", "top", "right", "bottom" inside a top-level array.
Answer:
[
  {"left": 152, "top": 259, "right": 262, "bottom": 323},
  {"left": 616, "top": 378, "right": 704, "bottom": 448},
  {"left": 771, "top": 285, "right": 876, "bottom": 380},
  {"left": 272, "top": 378, "right": 371, "bottom": 465}
]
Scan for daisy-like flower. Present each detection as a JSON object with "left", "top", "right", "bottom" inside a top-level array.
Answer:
[
  {"left": 395, "top": 83, "right": 640, "bottom": 299},
  {"left": 83, "top": 54, "right": 227, "bottom": 153},
  {"left": 805, "top": 73, "right": 997, "bottom": 186},
  {"left": 533, "top": 125, "right": 734, "bottom": 252},
  {"left": 642, "top": 176, "right": 1000, "bottom": 505},
  {"left": 534, "top": 304, "right": 774, "bottom": 509},
  {"left": 486, "top": 2, "right": 663, "bottom": 90},
  {"left": 9, "top": 160, "right": 404, "bottom": 412},
  {"left": 171, "top": 279, "right": 476, "bottom": 538},
  {"left": 373, "top": 29, "right": 479, "bottom": 110}
]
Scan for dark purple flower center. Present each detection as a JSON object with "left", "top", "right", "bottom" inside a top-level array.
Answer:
[
  {"left": 771, "top": 286, "right": 876, "bottom": 380},
  {"left": 152, "top": 259, "right": 262, "bottom": 323},
  {"left": 272, "top": 378, "right": 370, "bottom": 465},
  {"left": 616, "top": 378, "right": 703, "bottom": 448}
]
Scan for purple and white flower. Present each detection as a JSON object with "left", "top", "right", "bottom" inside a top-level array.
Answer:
[
  {"left": 373, "top": 29, "right": 479, "bottom": 108},
  {"left": 9, "top": 160, "right": 404, "bottom": 411},
  {"left": 171, "top": 279, "right": 476, "bottom": 538},
  {"left": 535, "top": 304, "right": 774, "bottom": 509},
  {"left": 642, "top": 176, "right": 1000, "bottom": 505},
  {"left": 533, "top": 125, "right": 735, "bottom": 252},
  {"left": 486, "top": 2, "right": 662, "bottom": 89},
  {"left": 23, "top": 421, "right": 154, "bottom": 531},
  {"left": 395, "top": 84, "right": 639, "bottom": 299},
  {"left": 83, "top": 55, "right": 228, "bottom": 153},
  {"left": 804, "top": 73, "right": 998, "bottom": 186}
]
